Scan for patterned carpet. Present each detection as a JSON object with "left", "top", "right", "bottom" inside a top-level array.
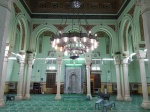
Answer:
[{"left": 0, "top": 94, "right": 150, "bottom": 112}]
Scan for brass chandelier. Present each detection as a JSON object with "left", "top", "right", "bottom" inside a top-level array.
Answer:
[{"left": 50, "top": 0, "right": 99, "bottom": 59}]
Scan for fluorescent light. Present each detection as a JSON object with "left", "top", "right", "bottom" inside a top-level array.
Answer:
[
  {"left": 92, "top": 58, "right": 114, "bottom": 61},
  {"left": 144, "top": 59, "right": 148, "bottom": 61},
  {"left": 92, "top": 59, "right": 101, "bottom": 60},
  {"left": 103, "top": 58, "right": 114, "bottom": 60},
  {"left": 66, "top": 64, "right": 82, "bottom": 66},
  {"left": 36, "top": 58, "right": 56, "bottom": 60},
  {"left": 8, "top": 57, "right": 16, "bottom": 60}
]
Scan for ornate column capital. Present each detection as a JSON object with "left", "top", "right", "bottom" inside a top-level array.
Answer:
[
  {"left": 136, "top": 50, "right": 146, "bottom": 59},
  {"left": 114, "top": 60, "right": 120, "bottom": 65},
  {"left": 122, "top": 58, "right": 128, "bottom": 64}
]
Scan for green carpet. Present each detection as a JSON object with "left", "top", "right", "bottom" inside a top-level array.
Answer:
[{"left": 0, "top": 94, "right": 150, "bottom": 112}]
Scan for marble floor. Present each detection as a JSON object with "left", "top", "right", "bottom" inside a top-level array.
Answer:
[{"left": 0, "top": 94, "right": 150, "bottom": 112}]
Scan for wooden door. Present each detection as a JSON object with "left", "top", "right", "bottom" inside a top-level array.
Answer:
[
  {"left": 94, "top": 74, "right": 101, "bottom": 88},
  {"left": 46, "top": 73, "right": 56, "bottom": 88}
]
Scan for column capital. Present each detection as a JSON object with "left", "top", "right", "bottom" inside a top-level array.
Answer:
[
  {"left": 18, "top": 58, "right": 25, "bottom": 64},
  {"left": 27, "top": 59, "right": 33, "bottom": 65},
  {"left": 0, "top": 0, "right": 13, "bottom": 12},
  {"left": 57, "top": 59, "right": 62, "bottom": 65},
  {"left": 122, "top": 58, "right": 128, "bottom": 64},
  {"left": 85, "top": 60, "right": 91, "bottom": 65},
  {"left": 114, "top": 60, "right": 120, "bottom": 65},
  {"left": 136, "top": 50, "right": 146, "bottom": 59}
]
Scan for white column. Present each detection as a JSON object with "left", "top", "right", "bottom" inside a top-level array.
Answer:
[
  {"left": 86, "top": 60, "right": 92, "bottom": 100},
  {"left": 16, "top": 58, "right": 25, "bottom": 100},
  {"left": 136, "top": 50, "right": 150, "bottom": 109},
  {"left": 120, "top": 65, "right": 125, "bottom": 98},
  {"left": 0, "top": 45, "right": 10, "bottom": 107},
  {"left": 0, "top": 0, "right": 12, "bottom": 107},
  {"left": 140, "top": 0, "right": 150, "bottom": 77},
  {"left": 122, "top": 58, "right": 132, "bottom": 101},
  {"left": 24, "top": 54, "right": 33, "bottom": 99},
  {"left": 55, "top": 59, "right": 62, "bottom": 100},
  {"left": 114, "top": 60, "right": 123, "bottom": 100}
]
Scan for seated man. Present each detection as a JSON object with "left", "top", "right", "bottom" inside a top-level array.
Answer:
[{"left": 98, "top": 92, "right": 110, "bottom": 101}]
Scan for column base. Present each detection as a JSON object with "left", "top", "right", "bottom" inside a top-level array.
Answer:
[
  {"left": 55, "top": 94, "right": 61, "bottom": 100},
  {"left": 15, "top": 94, "right": 23, "bottom": 100},
  {"left": 24, "top": 94, "right": 30, "bottom": 99},
  {"left": 87, "top": 94, "right": 92, "bottom": 100},
  {"left": 116, "top": 95, "right": 124, "bottom": 100},
  {"left": 141, "top": 100, "right": 150, "bottom": 109},
  {"left": 0, "top": 99, "right": 5, "bottom": 107},
  {"left": 124, "top": 95, "right": 132, "bottom": 101}
]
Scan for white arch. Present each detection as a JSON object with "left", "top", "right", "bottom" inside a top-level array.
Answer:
[
  {"left": 30, "top": 24, "right": 58, "bottom": 52},
  {"left": 10, "top": 13, "right": 29, "bottom": 53},
  {"left": 91, "top": 25, "right": 117, "bottom": 54},
  {"left": 119, "top": 14, "right": 134, "bottom": 54},
  {"left": 63, "top": 24, "right": 87, "bottom": 33}
]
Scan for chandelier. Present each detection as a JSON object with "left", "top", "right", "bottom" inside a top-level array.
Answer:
[{"left": 50, "top": 0, "right": 99, "bottom": 59}]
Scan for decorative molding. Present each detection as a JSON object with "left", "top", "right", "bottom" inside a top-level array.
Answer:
[
  {"left": 13, "top": 3, "right": 21, "bottom": 16},
  {"left": 20, "top": 19, "right": 25, "bottom": 50},
  {"left": 81, "top": 25, "right": 95, "bottom": 32},
  {"left": 33, "top": 24, "right": 40, "bottom": 30},
  {"left": 123, "top": 21, "right": 128, "bottom": 51},
  {"left": 139, "top": 15, "right": 145, "bottom": 41},
  {"left": 139, "top": 44, "right": 145, "bottom": 48},
  {"left": 127, "top": 4, "right": 135, "bottom": 17},
  {"left": 108, "top": 25, "right": 116, "bottom": 31},
  {"left": 17, "top": 24, "right": 20, "bottom": 31},
  {"left": 53, "top": 24, "right": 68, "bottom": 31},
  {"left": 39, "top": 37, "right": 43, "bottom": 53},
  {"left": 20, "top": 0, "right": 130, "bottom": 19}
]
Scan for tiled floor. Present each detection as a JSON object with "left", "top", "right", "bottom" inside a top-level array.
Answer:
[{"left": 0, "top": 94, "right": 150, "bottom": 112}]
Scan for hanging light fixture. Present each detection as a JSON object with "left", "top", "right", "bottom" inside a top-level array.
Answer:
[{"left": 50, "top": 0, "right": 99, "bottom": 59}]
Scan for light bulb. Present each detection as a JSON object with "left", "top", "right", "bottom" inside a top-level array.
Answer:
[
  {"left": 83, "top": 37, "right": 86, "bottom": 42},
  {"left": 74, "top": 36, "right": 77, "bottom": 41},
  {"left": 60, "top": 47, "right": 62, "bottom": 51},
  {"left": 55, "top": 46, "right": 58, "bottom": 50},
  {"left": 57, "top": 39, "right": 60, "bottom": 43},
  {"left": 52, "top": 42, "right": 55, "bottom": 48},
  {"left": 64, "top": 51, "right": 68, "bottom": 56},
  {"left": 95, "top": 34, "right": 97, "bottom": 36},
  {"left": 64, "top": 37, "right": 68, "bottom": 42},
  {"left": 94, "top": 42, "right": 98, "bottom": 48},
  {"left": 91, "top": 46, "right": 94, "bottom": 50},
  {"left": 89, "top": 31, "right": 91, "bottom": 34},
  {"left": 86, "top": 48, "right": 89, "bottom": 52},
  {"left": 91, "top": 39, "right": 94, "bottom": 43}
]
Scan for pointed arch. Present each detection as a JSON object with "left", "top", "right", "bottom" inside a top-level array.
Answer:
[
  {"left": 119, "top": 14, "right": 134, "bottom": 55},
  {"left": 10, "top": 13, "right": 29, "bottom": 53},
  {"left": 91, "top": 25, "right": 117, "bottom": 55}
]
